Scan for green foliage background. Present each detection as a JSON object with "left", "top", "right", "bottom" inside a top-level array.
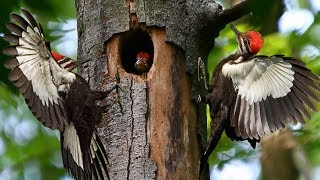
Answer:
[{"left": 0, "top": 0, "right": 319, "bottom": 179}]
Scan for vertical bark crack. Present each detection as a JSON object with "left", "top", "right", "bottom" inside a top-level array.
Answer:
[
  {"left": 127, "top": 78, "right": 134, "bottom": 179},
  {"left": 143, "top": 83, "right": 150, "bottom": 179}
]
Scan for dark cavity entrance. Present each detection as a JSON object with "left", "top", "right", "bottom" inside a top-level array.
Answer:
[{"left": 119, "top": 29, "right": 154, "bottom": 75}]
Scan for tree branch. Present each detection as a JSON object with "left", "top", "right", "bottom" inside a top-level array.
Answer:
[{"left": 217, "top": 1, "right": 250, "bottom": 26}]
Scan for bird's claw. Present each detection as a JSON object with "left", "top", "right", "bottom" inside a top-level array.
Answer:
[
  {"left": 192, "top": 95, "right": 204, "bottom": 104},
  {"left": 197, "top": 95, "right": 202, "bottom": 103}
]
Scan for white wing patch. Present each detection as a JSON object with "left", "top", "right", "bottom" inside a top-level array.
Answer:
[
  {"left": 226, "top": 56, "right": 320, "bottom": 140},
  {"left": 222, "top": 56, "right": 295, "bottom": 104},
  {"left": 4, "top": 11, "right": 75, "bottom": 131},
  {"left": 64, "top": 124, "right": 84, "bottom": 169},
  {"left": 16, "top": 35, "right": 75, "bottom": 106}
]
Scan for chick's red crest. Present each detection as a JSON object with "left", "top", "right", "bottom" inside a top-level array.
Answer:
[
  {"left": 245, "top": 31, "right": 264, "bottom": 54},
  {"left": 137, "top": 51, "right": 150, "bottom": 60}
]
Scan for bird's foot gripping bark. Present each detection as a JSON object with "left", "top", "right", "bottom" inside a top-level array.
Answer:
[
  {"left": 192, "top": 95, "right": 207, "bottom": 104},
  {"left": 194, "top": 57, "right": 209, "bottom": 104},
  {"left": 96, "top": 69, "right": 124, "bottom": 114},
  {"left": 91, "top": 83, "right": 122, "bottom": 113}
]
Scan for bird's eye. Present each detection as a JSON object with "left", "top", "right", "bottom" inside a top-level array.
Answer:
[{"left": 244, "top": 38, "right": 249, "bottom": 45}]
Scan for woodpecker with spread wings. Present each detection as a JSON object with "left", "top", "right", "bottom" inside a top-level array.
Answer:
[
  {"left": 3, "top": 9, "right": 113, "bottom": 180},
  {"left": 199, "top": 24, "right": 320, "bottom": 172}
]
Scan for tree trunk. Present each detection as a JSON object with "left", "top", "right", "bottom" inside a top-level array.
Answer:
[{"left": 75, "top": 0, "right": 249, "bottom": 179}]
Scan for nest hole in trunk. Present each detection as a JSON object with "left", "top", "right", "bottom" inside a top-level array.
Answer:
[{"left": 119, "top": 29, "right": 154, "bottom": 75}]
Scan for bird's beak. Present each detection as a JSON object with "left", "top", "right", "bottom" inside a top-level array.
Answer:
[
  {"left": 67, "top": 59, "right": 92, "bottom": 71},
  {"left": 74, "top": 59, "right": 92, "bottom": 67},
  {"left": 230, "top": 24, "right": 248, "bottom": 53},
  {"left": 230, "top": 24, "right": 243, "bottom": 38}
]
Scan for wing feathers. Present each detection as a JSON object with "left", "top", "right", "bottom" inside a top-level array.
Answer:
[
  {"left": 231, "top": 96, "right": 241, "bottom": 127},
  {"left": 284, "top": 57, "right": 306, "bottom": 67},
  {"left": 32, "top": 96, "right": 42, "bottom": 119},
  {"left": 3, "top": 34, "right": 20, "bottom": 44},
  {"left": 254, "top": 102, "right": 263, "bottom": 138},
  {"left": 13, "top": 71, "right": 27, "bottom": 87},
  {"left": 278, "top": 98, "right": 293, "bottom": 123},
  {"left": 283, "top": 95, "right": 303, "bottom": 123},
  {"left": 23, "top": 81, "right": 33, "bottom": 100},
  {"left": 242, "top": 101, "right": 250, "bottom": 138},
  {"left": 259, "top": 100, "right": 270, "bottom": 135},
  {"left": 4, "top": 57, "right": 19, "bottom": 69},
  {"left": 54, "top": 103, "right": 66, "bottom": 130},
  {"left": 294, "top": 73, "right": 320, "bottom": 92},
  {"left": 292, "top": 66, "right": 320, "bottom": 81},
  {"left": 9, "top": 67, "right": 23, "bottom": 82},
  {"left": 270, "top": 97, "right": 285, "bottom": 128},
  {"left": 263, "top": 98, "right": 276, "bottom": 133},
  {"left": 294, "top": 76, "right": 319, "bottom": 102},
  {"left": 229, "top": 56, "right": 319, "bottom": 140},
  {"left": 91, "top": 134, "right": 110, "bottom": 179},
  {"left": 249, "top": 103, "right": 257, "bottom": 139},
  {"left": 4, "top": 9, "right": 73, "bottom": 131},
  {"left": 6, "top": 23, "right": 24, "bottom": 36},
  {"left": 292, "top": 84, "right": 317, "bottom": 111},
  {"left": 3, "top": 46, "right": 18, "bottom": 56},
  {"left": 21, "top": 9, "right": 39, "bottom": 29},
  {"left": 10, "top": 13, "right": 29, "bottom": 30},
  {"left": 237, "top": 98, "right": 246, "bottom": 138}
]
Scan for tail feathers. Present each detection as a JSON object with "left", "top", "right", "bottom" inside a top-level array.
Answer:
[
  {"left": 61, "top": 125, "right": 109, "bottom": 180},
  {"left": 90, "top": 133, "right": 110, "bottom": 180},
  {"left": 61, "top": 141, "right": 90, "bottom": 180},
  {"left": 199, "top": 135, "right": 216, "bottom": 175},
  {"left": 61, "top": 124, "right": 89, "bottom": 180},
  {"left": 199, "top": 123, "right": 225, "bottom": 175}
]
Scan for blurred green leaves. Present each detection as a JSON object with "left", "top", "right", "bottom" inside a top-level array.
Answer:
[{"left": 22, "top": 0, "right": 76, "bottom": 20}]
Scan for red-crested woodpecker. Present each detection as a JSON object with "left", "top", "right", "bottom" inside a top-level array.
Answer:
[
  {"left": 134, "top": 51, "right": 151, "bottom": 72},
  {"left": 3, "top": 9, "right": 114, "bottom": 180},
  {"left": 199, "top": 24, "right": 320, "bottom": 173}
]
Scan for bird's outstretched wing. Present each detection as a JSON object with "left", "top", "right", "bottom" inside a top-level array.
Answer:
[
  {"left": 3, "top": 9, "right": 75, "bottom": 131},
  {"left": 222, "top": 55, "right": 320, "bottom": 139}
]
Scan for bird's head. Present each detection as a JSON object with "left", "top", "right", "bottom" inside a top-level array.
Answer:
[
  {"left": 230, "top": 24, "right": 264, "bottom": 55},
  {"left": 134, "top": 51, "right": 151, "bottom": 73},
  {"left": 51, "top": 51, "right": 74, "bottom": 70}
]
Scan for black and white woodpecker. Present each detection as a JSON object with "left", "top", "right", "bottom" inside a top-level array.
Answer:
[
  {"left": 199, "top": 24, "right": 320, "bottom": 173},
  {"left": 2, "top": 9, "right": 115, "bottom": 180}
]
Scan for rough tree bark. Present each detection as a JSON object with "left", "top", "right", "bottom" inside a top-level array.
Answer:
[{"left": 75, "top": 0, "right": 251, "bottom": 179}]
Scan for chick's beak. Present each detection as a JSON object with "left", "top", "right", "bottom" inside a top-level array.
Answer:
[{"left": 134, "top": 58, "right": 150, "bottom": 72}]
